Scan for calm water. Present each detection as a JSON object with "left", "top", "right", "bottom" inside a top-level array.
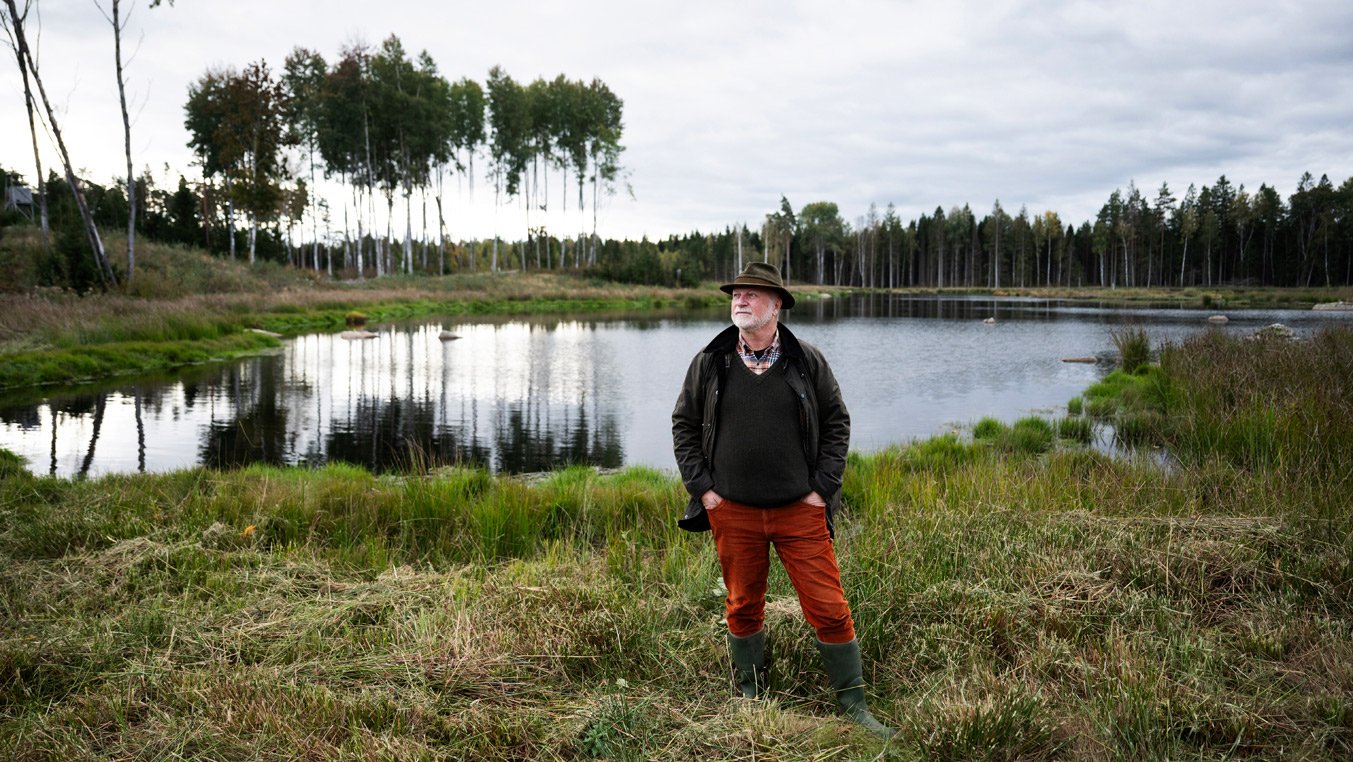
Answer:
[{"left": 2, "top": 296, "right": 1348, "bottom": 478}]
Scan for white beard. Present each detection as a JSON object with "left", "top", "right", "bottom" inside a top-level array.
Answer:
[{"left": 732, "top": 307, "right": 775, "bottom": 332}]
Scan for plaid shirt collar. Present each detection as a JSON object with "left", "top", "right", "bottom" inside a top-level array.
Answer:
[{"left": 736, "top": 329, "right": 781, "bottom": 375}]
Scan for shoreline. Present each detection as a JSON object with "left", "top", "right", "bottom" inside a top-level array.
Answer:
[{"left": 5, "top": 279, "right": 1350, "bottom": 393}]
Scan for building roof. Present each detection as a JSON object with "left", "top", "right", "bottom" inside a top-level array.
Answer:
[{"left": 4, "top": 186, "right": 34, "bottom": 207}]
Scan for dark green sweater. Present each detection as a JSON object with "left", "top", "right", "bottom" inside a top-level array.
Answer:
[{"left": 711, "top": 358, "right": 811, "bottom": 507}]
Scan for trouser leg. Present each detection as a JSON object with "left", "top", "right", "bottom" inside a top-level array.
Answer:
[
  {"left": 709, "top": 499, "right": 771, "bottom": 637},
  {"left": 771, "top": 499, "right": 856, "bottom": 644},
  {"left": 710, "top": 500, "right": 773, "bottom": 698}
]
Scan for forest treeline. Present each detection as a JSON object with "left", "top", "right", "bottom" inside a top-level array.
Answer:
[
  {"left": 675, "top": 174, "right": 1352, "bottom": 291},
  {"left": 179, "top": 36, "right": 625, "bottom": 275},
  {"left": 3, "top": 22, "right": 627, "bottom": 289},
  {"left": 7, "top": 164, "right": 1350, "bottom": 292}
]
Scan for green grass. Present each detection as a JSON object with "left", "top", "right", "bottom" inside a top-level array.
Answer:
[
  {"left": 972, "top": 416, "right": 1062, "bottom": 453},
  {"left": 6, "top": 422, "right": 1349, "bottom": 758},
  {"left": 0, "top": 331, "right": 281, "bottom": 390}
]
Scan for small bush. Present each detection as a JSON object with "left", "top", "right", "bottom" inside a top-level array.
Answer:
[{"left": 1067, "top": 397, "right": 1084, "bottom": 416}]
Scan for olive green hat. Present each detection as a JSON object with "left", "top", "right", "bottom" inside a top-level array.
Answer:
[{"left": 719, "top": 262, "right": 795, "bottom": 309}]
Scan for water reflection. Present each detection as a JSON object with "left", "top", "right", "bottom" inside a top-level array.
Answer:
[
  {"left": 1, "top": 296, "right": 1348, "bottom": 478},
  {"left": 1, "top": 319, "right": 627, "bottom": 477}
]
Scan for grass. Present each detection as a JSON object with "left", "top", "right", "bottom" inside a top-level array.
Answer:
[
  {"left": 7, "top": 326, "right": 1350, "bottom": 758},
  {"left": 1110, "top": 326, "right": 1151, "bottom": 374},
  {"left": 3, "top": 431, "right": 1350, "bottom": 757}
]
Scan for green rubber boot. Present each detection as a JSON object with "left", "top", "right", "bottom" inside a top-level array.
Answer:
[
  {"left": 728, "top": 629, "right": 768, "bottom": 699},
  {"left": 816, "top": 638, "right": 894, "bottom": 739}
]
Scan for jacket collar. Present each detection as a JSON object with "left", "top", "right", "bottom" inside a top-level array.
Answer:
[{"left": 702, "top": 321, "right": 805, "bottom": 359}]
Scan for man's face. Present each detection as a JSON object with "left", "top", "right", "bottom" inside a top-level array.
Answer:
[{"left": 731, "top": 287, "right": 779, "bottom": 332}]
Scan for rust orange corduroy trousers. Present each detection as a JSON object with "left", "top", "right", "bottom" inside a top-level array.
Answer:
[{"left": 707, "top": 497, "right": 856, "bottom": 644}]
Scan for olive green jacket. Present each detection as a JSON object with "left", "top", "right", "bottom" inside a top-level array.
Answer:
[{"left": 671, "top": 323, "right": 851, "bottom": 534}]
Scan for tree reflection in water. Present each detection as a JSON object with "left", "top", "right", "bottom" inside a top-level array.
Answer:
[{"left": 184, "top": 322, "right": 625, "bottom": 475}]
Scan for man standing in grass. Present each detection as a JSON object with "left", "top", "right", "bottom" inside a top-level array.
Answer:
[{"left": 671, "top": 262, "right": 892, "bottom": 738}]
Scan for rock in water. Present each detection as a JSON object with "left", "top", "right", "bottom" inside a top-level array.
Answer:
[
  {"left": 1250, "top": 323, "right": 1295, "bottom": 341},
  {"left": 1207, "top": 315, "right": 1229, "bottom": 324},
  {"left": 1313, "top": 301, "right": 1352, "bottom": 311}
]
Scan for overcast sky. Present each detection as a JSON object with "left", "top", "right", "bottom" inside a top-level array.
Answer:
[{"left": 4, "top": 0, "right": 1352, "bottom": 241}]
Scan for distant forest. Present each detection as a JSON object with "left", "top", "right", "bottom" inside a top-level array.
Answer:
[
  {"left": 673, "top": 174, "right": 1353, "bottom": 290},
  {"left": 7, "top": 164, "right": 1348, "bottom": 292}
]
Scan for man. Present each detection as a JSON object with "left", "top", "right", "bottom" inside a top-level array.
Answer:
[{"left": 671, "top": 262, "right": 892, "bottom": 738}]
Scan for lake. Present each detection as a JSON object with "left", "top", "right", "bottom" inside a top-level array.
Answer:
[{"left": 2, "top": 295, "right": 1348, "bottom": 478}]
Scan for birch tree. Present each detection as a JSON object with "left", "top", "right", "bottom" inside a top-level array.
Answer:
[
  {"left": 283, "top": 46, "right": 326, "bottom": 272},
  {"left": 94, "top": 0, "right": 138, "bottom": 282}
]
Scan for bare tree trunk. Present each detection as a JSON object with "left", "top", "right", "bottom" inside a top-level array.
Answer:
[
  {"left": 1179, "top": 239, "right": 1188, "bottom": 287},
  {"left": 310, "top": 142, "right": 320, "bottom": 273},
  {"left": 435, "top": 170, "right": 447, "bottom": 276},
  {"left": 4, "top": 0, "right": 117, "bottom": 287},
  {"left": 403, "top": 185, "right": 413, "bottom": 274},
  {"left": 224, "top": 176, "right": 236, "bottom": 259},
  {"left": 736, "top": 225, "right": 743, "bottom": 275},
  {"left": 419, "top": 186, "right": 428, "bottom": 272},
  {"left": 353, "top": 188, "right": 365, "bottom": 279},
  {"left": 109, "top": 0, "right": 136, "bottom": 283}
]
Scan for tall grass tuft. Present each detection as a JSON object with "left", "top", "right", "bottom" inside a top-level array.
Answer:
[
  {"left": 1111, "top": 326, "right": 1151, "bottom": 373},
  {"left": 971, "top": 417, "right": 1057, "bottom": 453},
  {"left": 1055, "top": 415, "right": 1094, "bottom": 444}
]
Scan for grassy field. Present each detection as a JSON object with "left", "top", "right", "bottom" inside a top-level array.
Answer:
[{"left": 1, "top": 326, "right": 1350, "bottom": 759}]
